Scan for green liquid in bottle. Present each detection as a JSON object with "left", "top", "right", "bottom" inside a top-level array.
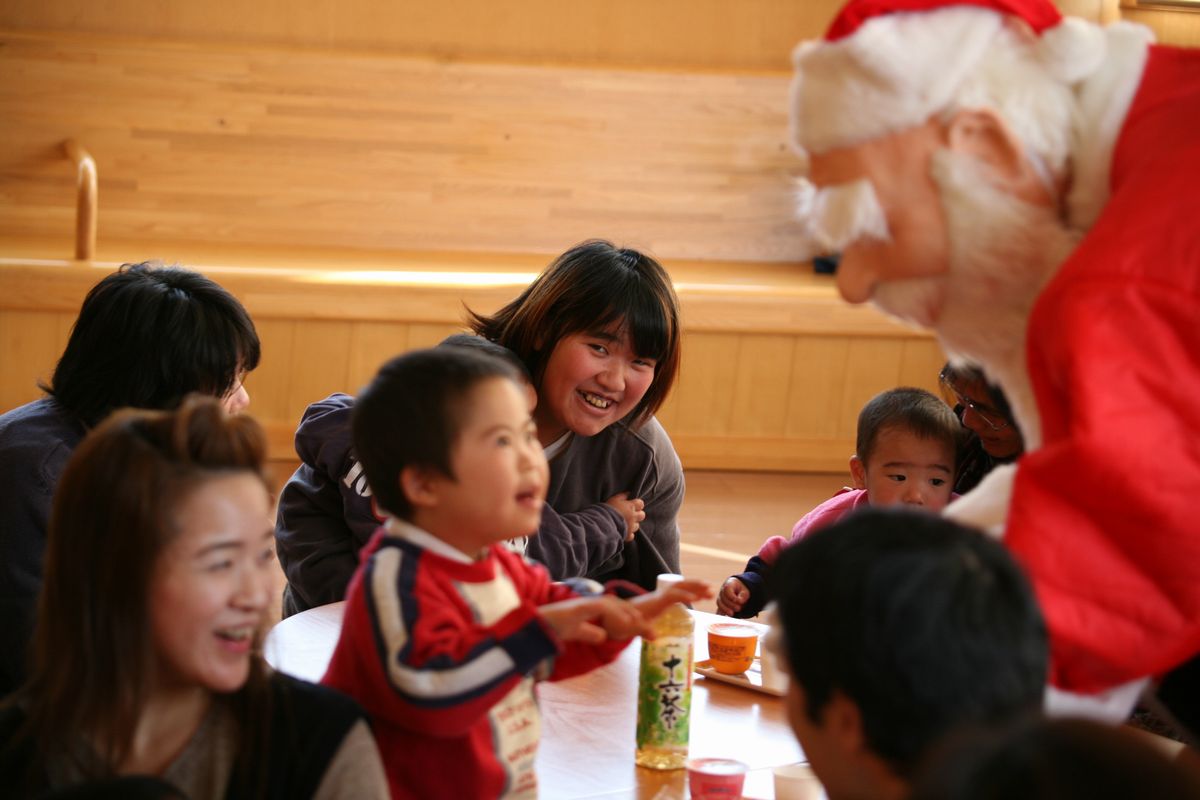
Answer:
[{"left": 634, "top": 574, "right": 694, "bottom": 770}]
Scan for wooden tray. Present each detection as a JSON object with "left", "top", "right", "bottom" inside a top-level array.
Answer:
[{"left": 694, "top": 658, "right": 785, "bottom": 697}]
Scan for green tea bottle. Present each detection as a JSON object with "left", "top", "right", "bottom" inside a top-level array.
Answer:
[{"left": 634, "top": 573, "right": 694, "bottom": 769}]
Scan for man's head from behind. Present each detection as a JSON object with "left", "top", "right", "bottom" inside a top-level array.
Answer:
[
  {"left": 49, "top": 262, "right": 260, "bottom": 427},
  {"left": 773, "top": 508, "right": 1047, "bottom": 800}
]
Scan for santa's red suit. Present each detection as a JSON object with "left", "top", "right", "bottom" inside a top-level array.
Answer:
[
  {"left": 1013, "top": 42, "right": 1200, "bottom": 696},
  {"left": 789, "top": 0, "right": 1200, "bottom": 721}
]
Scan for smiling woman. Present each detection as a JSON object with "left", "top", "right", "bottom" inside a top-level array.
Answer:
[
  {"left": 469, "top": 240, "right": 685, "bottom": 589},
  {"left": 0, "top": 397, "right": 388, "bottom": 799}
]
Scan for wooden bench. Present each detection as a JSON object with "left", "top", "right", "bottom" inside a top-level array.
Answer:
[{"left": 0, "top": 254, "right": 943, "bottom": 475}]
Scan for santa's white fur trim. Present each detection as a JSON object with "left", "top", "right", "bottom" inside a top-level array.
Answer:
[
  {"left": 790, "top": 7, "right": 1003, "bottom": 155},
  {"left": 1037, "top": 16, "right": 1106, "bottom": 83},
  {"left": 789, "top": 5, "right": 1149, "bottom": 179},
  {"left": 1067, "top": 22, "right": 1155, "bottom": 229}
]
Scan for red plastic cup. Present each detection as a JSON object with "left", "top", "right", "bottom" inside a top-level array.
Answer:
[{"left": 687, "top": 757, "right": 749, "bottom": 798}]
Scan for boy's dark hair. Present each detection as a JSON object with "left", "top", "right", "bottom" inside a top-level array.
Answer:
[
  {"left": 353, "top": 347, "right": 520, "bottom": 519},
  {"left": 45, "top": 262, "right": 260, "bottom": 427},
  {"left": 774, "top": 508, "right": 1048, "bottom": 778},
  {"left": 856, "top": 387, "right": 962, "bottom": 465},
  {"left": 912, "top": 716, "right": 1200, "bottom": 800},
  {"left": 439, "top": 333, "right": 532, "bottom": 384},
  {"left": 467, "top": 239, "right": 680, "bottom": 429}
]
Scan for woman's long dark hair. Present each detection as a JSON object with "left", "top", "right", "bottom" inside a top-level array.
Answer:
[
  {"left": 468, "top": 240, "right": 681, "bottom": 430},
  {"left": 11, "top": 396, "right": 272, "bottom": 794}
]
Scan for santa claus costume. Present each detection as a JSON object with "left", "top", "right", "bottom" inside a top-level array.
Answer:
[{"left": 789, "top": 0, "right": 1200, "bottom": 731}]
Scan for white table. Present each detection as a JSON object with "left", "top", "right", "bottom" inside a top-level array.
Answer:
[{"left": 265, "top": 603, "right": 806, "bottom": 798}]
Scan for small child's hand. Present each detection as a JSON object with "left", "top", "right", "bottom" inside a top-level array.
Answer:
[
  {"left": 538, "top": 596, "right": 612, "bottom": 645},
  {"left": 716, "top": 577, "right": 750, "bottom": 617},
  {"left": 594, "top": 595, "right": 655, "bottom": 641},
  {"left": 604, "top": 492, "right": 645, "bottom": 542},
  {"left": 542, "top": 595, "right": 655, "bottom": 642},
  {"left": 628, "top": 579, "right": 713, "bottom": 637}
]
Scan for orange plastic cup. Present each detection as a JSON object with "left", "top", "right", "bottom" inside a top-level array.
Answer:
[{"left": 707, "top": 622, "right": 759, "bottom": 675}]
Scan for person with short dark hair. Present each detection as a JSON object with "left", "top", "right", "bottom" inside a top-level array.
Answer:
[
  {"left": 0, "top": 262, "right": 260, "bottom": 696},
  {"left": 0, "top": 397, "right": 386, "bottom": 799},
  {"left": 769, "top": 508, "right": 1048, "bottom": 800},
  {"left": 718, "top": 387, "right": 961, "bottom": 618},
  {"left": 321, "top": 347, "right": 708, "bottom": 799},
  {"left": 912, "top": 716, "right": 1200, "bottom": 800},
  {"left": 938, "top": 362, "right": 1023, "bottom": 494}
]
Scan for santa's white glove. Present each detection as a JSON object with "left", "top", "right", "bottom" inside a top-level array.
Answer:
[{"left": 944, "top": 463, "right": 1017, "bottom": 538}]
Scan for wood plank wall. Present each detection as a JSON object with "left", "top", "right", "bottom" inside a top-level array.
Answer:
[
  {"left": 7, "top": 1, "right": 1178, "bottom": 64},
  {"left": 0, "top": 259, "right": 946, "bottom": 474},
  {"left": 22, "top": 1, "right": 1161, "bottom": 475},
  {"left": 0, "top": 0, "right": 840, "bottom": 72},
  {"left": 0, "top": 33, "right": 806, "bottom": 265}
]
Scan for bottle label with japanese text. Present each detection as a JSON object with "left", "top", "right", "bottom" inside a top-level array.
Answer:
[{"left": 636, "top": 635, "right": 693, "bottom": 749}]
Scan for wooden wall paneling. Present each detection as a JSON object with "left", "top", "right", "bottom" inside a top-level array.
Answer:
[
  {"left": 283, "top": 320, "right": 353, "bottom": 425},
  {"left": 1121, "top": 7, "right": 1200, "bottom": 46},
  {"left": 244, "top": 319, "right": 300, "bottom": 459},
  {"left": 728, "top": 334, "right": 797, "bottom": 437},
  {"left": 405, "top": 322, "right": 467, "bottom": 352},
  {"left": 665, "top": 332, "right": 742, "bottom": 438},
  {"left": 837, "top": 338, "right": 910, "bottom": 440},
  {"left": 0, "top": 310, "right": 61, "bottom": 411},
  {"left": 243, "top": 319, "right": 297, "bottom": 425},
  {"left": 0, "top": 35, "right": 804, "bottom": 265},
  {"left": 898, "top": 338, "right": 949, "bottom": 390},
  {"left": 0, "top": 260, "right": 938, "bottom": 473},
  {"left": 0, "top": 0, "right": 843, "bottom": 71},
  {"left": 345, "top": 321, "right": 411, "bottom": 395},
  {"left": 783, "top": 335, "right": 850, "bottom": 441},
  {"left": 53, "top": 311, "right": 74, "bottom": 355}
]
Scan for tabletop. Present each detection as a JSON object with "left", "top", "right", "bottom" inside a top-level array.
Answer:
[{"left": 265, "top": 603, "right": 806, "bottom": 799}]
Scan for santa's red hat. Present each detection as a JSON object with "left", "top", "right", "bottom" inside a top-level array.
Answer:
[{"left": 790, "top": 0, "right": 1106, "bottom": 156}]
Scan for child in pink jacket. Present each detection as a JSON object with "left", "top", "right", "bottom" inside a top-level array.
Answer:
[{"left": 717, "top": 387, "right": 961, "bottom": 618}]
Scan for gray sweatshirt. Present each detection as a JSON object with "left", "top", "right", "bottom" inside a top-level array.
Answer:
[{"left": 275, "top": 394, "right": 683, "bottom": 615}]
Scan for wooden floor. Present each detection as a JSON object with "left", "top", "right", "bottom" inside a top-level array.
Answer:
[
  {"left": 677, "top": 470, "right": 845, "bottom": 612},
  {"left": 268, "top": 469, "right": 846, "bottom": 621}
]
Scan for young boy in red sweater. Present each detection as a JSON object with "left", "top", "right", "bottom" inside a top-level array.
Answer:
[{"left": 322, "top": 347, "right": 708, "bottom": 799}]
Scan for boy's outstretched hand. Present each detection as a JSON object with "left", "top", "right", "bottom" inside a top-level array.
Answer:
[
  {"left": 628, "top": 578, "right": 712, "bottom": 639},
  {"left": 539, "top": 596, "right": 624, "bottom": 645},
  {"left": 716, "top": 577, "right": 750, "bottom": 617}
]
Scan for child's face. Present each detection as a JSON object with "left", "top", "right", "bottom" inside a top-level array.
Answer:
[
  {"left": 426, "top": 376, "right": 549, "bottom": 548},
  {"left": 534, "top": 326, "right": 656, "bottom": 444},
  {"left": 851, "top": 426, "right": 955, "bottom": 510}
]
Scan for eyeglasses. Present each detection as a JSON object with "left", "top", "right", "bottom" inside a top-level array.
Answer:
[{"left": 938, "top": 373, "right": 1011, "bottom": 432}]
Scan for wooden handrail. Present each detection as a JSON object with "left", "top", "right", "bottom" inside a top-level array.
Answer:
[{"left": 62, "top": 139, "right": 97, "bottom": 261}]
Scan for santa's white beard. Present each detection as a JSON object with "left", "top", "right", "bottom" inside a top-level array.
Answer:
[
  {"left": 931, "top": 149, "right": 1078, "bottom": 364},
  {"left": 930, "top": 149, "right": 1079, "bottom": 449}
]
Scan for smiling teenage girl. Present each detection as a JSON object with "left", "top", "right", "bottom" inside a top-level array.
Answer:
[
  {"left": 0, "top": 397, "right": 387, "bottom": 799},
  {"left": 469, "top": 239, "right": 683, "bottom": 589}
]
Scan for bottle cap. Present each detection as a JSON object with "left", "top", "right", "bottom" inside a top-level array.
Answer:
[{"left": 656, "top": 573, "right": 685, "bottom": 591}]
